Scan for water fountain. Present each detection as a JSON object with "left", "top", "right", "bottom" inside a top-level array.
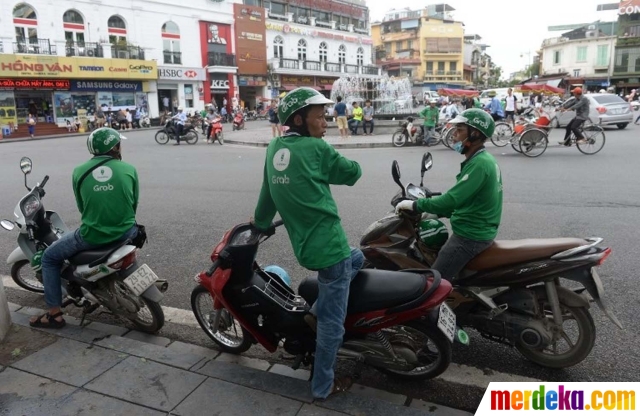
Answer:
[{"left": 330, "top": 75, "right": 414, "bottom": 115}]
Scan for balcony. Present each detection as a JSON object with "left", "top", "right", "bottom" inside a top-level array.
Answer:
[
  {"left": 13, "top": 39, "right": 56, "bottom": 55},
  {"left": 111, "top": 44, "right": 145, "bottom": 60},
  {"left": 65, "top": 42, "right": 103, "bottom": 58},
  {"left": 303, "top": 60, "right": 322, "bottom": 71},
  {"left": 207, "top": 52, "right": 236, "bottom": 67},
  {"left": 614, "top": 64, "right": 640, "bottom": 74},
  {"left": 362, "top": 66, "right": 379, "bottom": 75},
  {"left": 325, "top": 62, "right": 342, "bottom": 72},
  {"left": 163, "top": 51, "right": 182, "bottom": 65},
  {"left": 281, "top": 58, "right": 300, "bottom": 70},
  {"left": 345, "top": 64, "right": 359, "bottom": 74},
  {"left": 271, "top": 58, "right": 381, "bottom": 76}
]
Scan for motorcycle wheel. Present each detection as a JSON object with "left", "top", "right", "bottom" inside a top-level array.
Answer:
[
  {"left": 185, "top": 131, "right": 199, "bottom": 145},
  {"left": 155, "top": 131, "right": 170, "bottom": 145},
  {"left": 11, "top": 259, "right": 45, "bottom": 293},
  {"left": 392, "top": 131, "right": 407, "bottom": 147},
  {"left": 217, "top": 132, "right": 224, "bottom": 145},
  {"left": 191, "top": 285, "right": 251, "bottom": 354},
  {"left": 443, "top": 128, "right": 455, "bottom": 149},
  {"left": 376, "top": 320, "right": 451, "bottom": 380},
  {"left": 516, "top": 300, "right": 595, "bottom": 369},
  {"left": 128, "top": 297, "right": 165, "bottom": 333}
]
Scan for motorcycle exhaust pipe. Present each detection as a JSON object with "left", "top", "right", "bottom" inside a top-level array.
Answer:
[{"left": 154, "top": 279, "right": 169, "bottom": 293}]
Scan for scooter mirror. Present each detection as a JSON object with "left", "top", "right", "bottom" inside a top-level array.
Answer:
[
  {"left": 0, "top": 220, "right": 15, "bottom": 231},
  {"left": 421, "top": 152, "right": 433, "bottom": 173},
  {"left": 391, "top": 160, "right": 405, "bottom": 196},
  {"left": 20, "top": 157, "right": 32, "bottom": 175}
]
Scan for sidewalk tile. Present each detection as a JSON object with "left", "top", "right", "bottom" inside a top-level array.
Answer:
[
  {"left": 85, "top": 321, "right": 130, "bottom": 336},
  {"left": 351, "top": 383, "right": 407, "bottom": 405},
  {"left": 167, "top": 340, "right": 220, "bottom": 360},
  {"left": 269, "top": 363, "right": 312, "bottom": 381},
  {"left": 410, "top": 399, "right": 474, "bottom": 415},
  {"left": 17, "top": 306, "right": 46, "bottom": 316},
  {"left": 31, "top": 320, "right": 112, "bottom": 344},
  {"left": 0, "top": 368, "right": 77, "bottom": 416},
  {"left": 315, "top": 392, "right": 429, "bottom": 416},
  {"left": 124, "top": 330, "right": 171, "bottom": 346},
  {"left": 85, "top": 355, "right": 206, "bottom": 412},
  {"left": 172, "top": 377, "right": 303, "bottom": 416},
  {"left": 8, "top": 302, "right": 22, "bottom": 312},
  {"left": 216, "top": 351, "right": 271, "bottom": 370},
  {"left": 297, "top": 404, "right": 350, "bottom": 416},
  {"left": 95, "top": 335, "right": 203, "bottom": 370},
  {"left": 195, "top": 358, "right": 313, "bottom": 403},
  {"left": 12, "top": 338, "right": 125, "bottom": 387},
  {"left": 55, "top": 389, "right": 165, "bottom": 416}
]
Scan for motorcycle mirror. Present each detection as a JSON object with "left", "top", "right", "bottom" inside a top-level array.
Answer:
[
  {"left": 391, "top": 160, "right": 406, "bottom": 197},
  {"left": 420, "top": 153, "right": 433, "bottom": 187},
  {"left": 0, "top": 219, "right": 15, "bottom": 231},
  {"left": 20, "top": 157, "right": 32, "bottom": 175}
]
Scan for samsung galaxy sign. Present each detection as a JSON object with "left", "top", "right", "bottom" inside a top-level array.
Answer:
[{"left": 619, "top": 0, "right": 640, "bottom": 14}]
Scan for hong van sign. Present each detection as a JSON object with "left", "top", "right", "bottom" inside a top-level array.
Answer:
[{"left": 158, "top": 66, "right": 206, "bottom": 81}]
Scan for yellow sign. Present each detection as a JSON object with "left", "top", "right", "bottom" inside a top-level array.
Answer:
[{"left": 0, "top": 54, "right": 158, "bottom": 80}]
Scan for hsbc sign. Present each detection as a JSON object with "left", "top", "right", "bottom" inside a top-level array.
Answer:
[{"left": 158, "top": 66, "right": 206, "bottom": 81}]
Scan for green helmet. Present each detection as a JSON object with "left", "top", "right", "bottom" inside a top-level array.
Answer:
[
  {"left": 278, "top": 87, "right": 333, "bottom": 125},
  {"left": 449, "top": 108, "right": 495, "bottom": 139},
  {"left": 31, "top": 249, "right": 44, "bottom": 272},
  {"left": 87, "top": 127, "right": 126, "bottom": 155},
  {"left": 419, "top": 219, "right": 449, "bottom": 249}
]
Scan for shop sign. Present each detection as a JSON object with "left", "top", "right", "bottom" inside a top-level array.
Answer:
[
  {"left": 0, "top": 78, "right": 70, "bottom": 89},
  {"left": 619, "top": 0, "right": 640, "bottom": 14},
  {"left": 211, "top": 80, "right": 230, "bottom": 89},
  {"left": 238, "top": 76, "right": 267, "bottom": 86},
  {"left": 266, "top": 22, "right": 373, "bottom": 45},
  {"left": 158, "top": 66, "right": 207, "bottom": 81},
  {"left": 281, "top": 75, "right": 314, "bottom": 85},
  {"left": 317, "top": 77, "right": 337, "bottom": 85},
  {"left": 70, "top": 80, "right": 142, "bottom": 92},
  {"left": 0, "top": 54, "right": 158, "bottom": 80},
  {"left": 288, "top": 0, "right": 364, "bottom": 19}
]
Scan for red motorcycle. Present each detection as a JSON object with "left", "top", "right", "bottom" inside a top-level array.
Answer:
[
  {"left": 190, "top": 220, "right": 458, "bottom": 381},
  {"left": 207, "top": 116, "right": 224, "bottom": 145},
  {"left": 232, "top": 112, "right": 245, "bottom": 131}
]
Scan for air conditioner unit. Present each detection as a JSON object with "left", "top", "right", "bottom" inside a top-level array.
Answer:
[
  {"left": 586, "top": 31, "right": 596, "bottom": 38},
  {"left": 272, "top": 80, "right": 281, "bottom": 88},
  {"left": 587, "top": 24, "right": 596, "bottom": 30}
]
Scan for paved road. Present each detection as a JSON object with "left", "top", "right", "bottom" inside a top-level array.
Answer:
[{"left": 1, "top": 122, "right": 639, "bottom": 407}]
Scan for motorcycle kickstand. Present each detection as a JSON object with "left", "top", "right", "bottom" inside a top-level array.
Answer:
[{"left": 80, "top": 302, "right": 100, "bottom": 326}]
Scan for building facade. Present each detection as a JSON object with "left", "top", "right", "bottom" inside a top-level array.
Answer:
[
  {"left": 540, "top": 23, "right": 617, "bottom": 91},
  {"left": 463, "top": 34, "right": 491, "bottom": 89},
  {"left": 242, "top": 0, "right": 378, "bottom": 99},
  {"left": 372, "top": 5, "right": 467, "bottom": 92},
  {"left": 1, "top": 0, "right": 236, "bottom": 131},
  {"left": 612, "top": 5, "right": 640, "bottom": 92}
]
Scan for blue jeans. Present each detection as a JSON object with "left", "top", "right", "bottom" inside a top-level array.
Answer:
[
  {"left": 310, "top": 247, "right": 364, "bottom": 399},
  {"left": 41, "top": 226, "right": 138, "bottom": 308},
  {"left": 432, "top": 233, "right": 493, "bottom": 281},
  {"left": 362, "top": 119, "right": 374, "bottom": 134}
]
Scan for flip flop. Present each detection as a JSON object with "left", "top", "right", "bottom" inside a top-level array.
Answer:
[{"left": 30, "top": 312, "right": 66, "bottom": 329}]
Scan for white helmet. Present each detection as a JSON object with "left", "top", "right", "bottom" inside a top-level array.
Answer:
[{"left": 178, "top": 106, "right": 183, "bottom": 111}]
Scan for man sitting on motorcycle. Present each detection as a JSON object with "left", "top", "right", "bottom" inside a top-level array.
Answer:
[
  {"left": 205, "top": 105, "right": 218, "bottom": 143},
  {"left": 30, "top": 128, "right": 139, "bottom": 328},
  {"left": 396, "top": 109, "right": 503, "bottom": 281},
  {"left": 171, "top": 106, "right": 187, "bottom": 145},
  {"left": 252, "top": 87, "right": 363, "bottom": 399}
]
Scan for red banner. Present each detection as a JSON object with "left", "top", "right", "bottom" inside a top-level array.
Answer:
[{"left": 0, "top": 78, "right": 70, "bottom": 89}]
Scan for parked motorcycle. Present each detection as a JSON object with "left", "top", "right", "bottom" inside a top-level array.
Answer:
[
  {"left": 154, "top": 119, "right": 198, "bottom": 145},
  {"left": 1, "top": 157, "right": 167, "bottom": 333},
  {"left": 232, "top": 112, "right": 245, "bottom": 131},
  {"left": 191, "top": 220, "right": 461, "bottom": 381},
  {"left": 392, "top": 117, "right": 451, "bottom": 148},
  {"left": 360, "top": 153, "right": 622, "bottom": 368}
]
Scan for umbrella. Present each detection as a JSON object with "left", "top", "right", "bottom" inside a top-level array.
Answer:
[{"left": 437, "top": 88, "right": 479, "bottom": 97}]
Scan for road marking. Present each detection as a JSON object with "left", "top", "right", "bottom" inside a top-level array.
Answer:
[{"left": 1, "top": 274, "right": 541, "bottom": 385}]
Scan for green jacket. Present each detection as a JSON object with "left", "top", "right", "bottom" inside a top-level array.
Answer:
[
  {"left": 419, "top": 106, "right": 439, "bottom": 127},
  {"left": 416, "top": 150, "right": 502, "bottom": 241},
  {"left": 72, "top": 156, "right": 139, "bottom": 245},
  {"left": 254, "top": 134, "right": 362, "bottom": 270}
]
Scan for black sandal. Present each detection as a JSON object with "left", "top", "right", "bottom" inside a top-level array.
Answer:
[
  {"left": 316, "top": 376, "right": 353, "bottom": 401},
  {"left": 30, "top": 312, "right": 66, "bottom": 329}
]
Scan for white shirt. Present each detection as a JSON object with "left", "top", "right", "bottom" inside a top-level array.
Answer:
[
  {"left": 445, "top": 103, "right": 459, "bottom": 119},
  {"left": 505, "top": 95, "right": 516, "bottom": 111},
  {"left": 163, "top": 97, "right": 169, "bottom": 107}
]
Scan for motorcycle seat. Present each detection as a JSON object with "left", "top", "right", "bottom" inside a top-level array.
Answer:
[
  {"left": 465, "top": 238, "right": 587, "bottom": 271},
  {"left": 68, "top": 239, "right": 131, "bottom": 266},
  {"left": 298, "top": 269, "right": 426, "bottom": 314}
]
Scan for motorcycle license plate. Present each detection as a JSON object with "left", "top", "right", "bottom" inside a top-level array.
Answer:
[
  {"left": 437, "top": 303, "right": 456, "bottom": 343},
  {"left": 123, "top": 264, "right": 158, "bottom": 296}
]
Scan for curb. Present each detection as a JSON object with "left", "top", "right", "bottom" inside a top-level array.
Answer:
[
  {"left": 224, "top": 139, "right": 395, "bottom": 149},
  {"left": 0, "top": 127, "right": 158, "bottom": 144}
]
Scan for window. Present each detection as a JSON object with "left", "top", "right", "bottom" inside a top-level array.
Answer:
[
  {"left": 553, "top": 50, "right": 561, "bottom": 65},
  {"left": 13, "top": 3, "right": 38, "bottom": 45},
  {"left": 269, "top": 1, "right": 286, "bottom": 15},
  {"left": 450, "top": 61, "right": 457, "bottom": 71},
  {"left": 244, "top": 0, "right": 261, "bottom": 6},
  {"left": 108, "top": 15, "right": 127, "bottom": 44},
  {"left": 338, "top": 44, "right": 346, "bottom": 64},
  {"left": 319, "top": 42, "right": 328, "bottom": 62},
  {"left": 426, "top": 61, "right": 434, "bottom": 72},
  {"left": 357, "top": 47, "right": 364, "bottom": 66},
  {"left": 162, "top": 22, "right": 181, "bottom": 64},
  {"left": 625, "top": 25, "right": 640, "bottom": 37},
  {"left": 184, "top": 84, "right": 193, "bottom": 108},
  {"left": 384, "top": 43, "right": 391, "bottom": 56},
  {"left": 63, "top": 10, "right": 85, "bottom": 45},
  {"left": 297, "top": 39, "right": 307, "bottom": 61},
  {"left": 437, "top": 61, "right": 445, "bottom": 71},
  {"left": 596, "top": 45, "right": 609, "bottom": 66},
  {"left": 407, "top": 40, "right": 413, "bottom": 51},
  {"left": 273, "top": 36, "right": 283, "bottom": 58},
  {"left": 576, "top": 46, "right": 587, "bottom": 62},
  {"left": 314, "top": 10, "right": 330, "bottom": 23},
  {"left": 573, "top": 69, "right": 580, "bottom": 77},
  {"left": 396, "top": 41, "right": 403, "bottom": 52}
]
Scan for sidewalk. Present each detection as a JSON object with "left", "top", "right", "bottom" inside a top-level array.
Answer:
[{"left": 0, "top": 305, "right": 472, "bottom": 416}]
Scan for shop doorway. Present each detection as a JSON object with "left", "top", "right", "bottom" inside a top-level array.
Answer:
[
  {"left": 14, "top": 91, "right": 53, "bottom": 123},
  {"left": 158, "top": 89, "right": 178, "bottom": 115}
]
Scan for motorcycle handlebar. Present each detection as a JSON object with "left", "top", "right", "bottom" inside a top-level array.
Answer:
[
  {"left": 40, "top": 175, "right": 49, "bottom": 188},
  {"left": 206, "top": 260, "right": 219, "bottom": 277}
]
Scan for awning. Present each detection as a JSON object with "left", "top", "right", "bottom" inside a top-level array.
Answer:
[
  {"left": 321, "top": 84, "right": 333, "bottom": 90},
  {"left": 546, "top": 79, "right": 563, "bottom": 88}
]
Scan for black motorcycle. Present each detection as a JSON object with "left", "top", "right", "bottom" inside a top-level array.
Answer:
[{"left": 154, "top": 119, "right": 198, "bottom": 145}]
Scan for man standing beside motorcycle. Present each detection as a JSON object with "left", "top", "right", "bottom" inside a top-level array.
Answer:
[
  {"left": 30, "top": 127, "right": 139, "bottom": 328},
  {"left": 252, "top": 87, "right": 363, "bottom": 399},
  {"left": 418, "top": 101, "right": 439, "bottom": 145},
  {"left": 396, "top": 109, "right": 503, "bottom": 281},
  {"left": 171, "top": 106, "right": 187, "bottom": 145}
]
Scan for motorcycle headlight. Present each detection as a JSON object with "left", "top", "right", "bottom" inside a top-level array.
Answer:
[{"left": 22, "top": 195, "right": 41, "bottom": 217}]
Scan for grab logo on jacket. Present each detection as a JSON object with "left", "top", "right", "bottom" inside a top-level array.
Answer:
[
  {"left": 92, "top": 166, "right": 113, "bottom": 183},
  {"left": 273, "top": 148, "right": 291, "bottom": 172}
]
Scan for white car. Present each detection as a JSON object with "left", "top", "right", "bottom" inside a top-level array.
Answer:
[{"left": 551, "top": 93, "right": 634, "bottom": 129}]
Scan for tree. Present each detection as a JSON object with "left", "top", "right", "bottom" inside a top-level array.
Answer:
[{"left": 527, "top": 61, "right": 541, "bottom": 77}]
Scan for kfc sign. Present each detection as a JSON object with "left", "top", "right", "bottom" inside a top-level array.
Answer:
[
  {"left": 210, "top": 79, "right": 229, "bottom": 89},
  {"left": 158, "top": 66, "right": 206, "bottom": 81}
]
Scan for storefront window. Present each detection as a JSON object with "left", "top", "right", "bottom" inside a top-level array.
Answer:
[{"left": 184, "top": 84, "right": 194, "bottom": 108}]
